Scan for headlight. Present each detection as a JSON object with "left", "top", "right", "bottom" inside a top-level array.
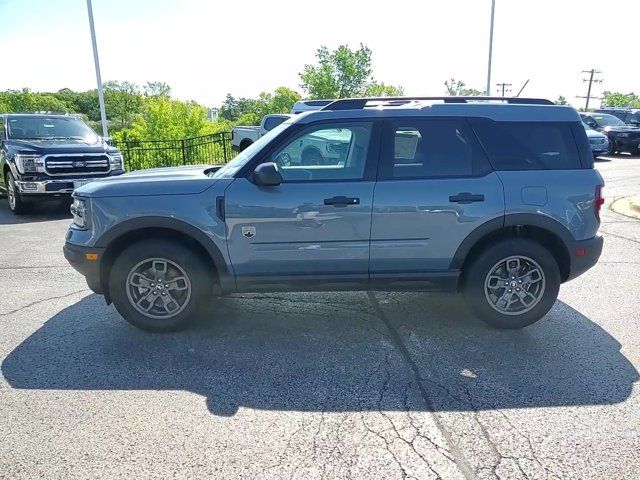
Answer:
[
  {"left": 108, "top": 152, "right": 124, "bottom": 171},
  {"left": 70, "top": 197, "right": 90, "bottom": 229},
  {"left": 617, "top": 132, "right": 630, "bottom": 138},
  {"left": 14, "top": 154, "right": 44, "bottom": 174}
]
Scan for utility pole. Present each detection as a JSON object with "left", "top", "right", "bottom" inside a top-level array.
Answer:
[
  {"left": 577, "top": 69, "right": 603, "bottom": 111},
  {"left": 486, "top": 0, "right": 496, "bottom": 96},
  {"left": 496, "top": 82, "right": 512, "bottom": 97},
  {"left": 86, "top": 0, "right": 109, "bottom": 137}
]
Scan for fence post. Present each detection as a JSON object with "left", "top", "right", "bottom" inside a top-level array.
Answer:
[
  {"left": 181, "top": 138, "right": 187, "bottom": 165},
  {"left": 222, "top": 133, "right": 228, "bottom": 162}
]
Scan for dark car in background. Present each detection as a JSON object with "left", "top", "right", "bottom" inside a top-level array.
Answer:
[
  {"left": 580, "top": 112, "right": 640, "bottom": 155},
  {"left": 594, "top": 108, "right": 640, "bottom": 127},
  {"left": 0, "top": 114, "right": 125, "bottom": 214}
]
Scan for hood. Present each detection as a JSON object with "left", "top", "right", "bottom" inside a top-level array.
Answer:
[
  {"left": 75, "top": 164, "right": 219, "bottom": 198},
  {"left": 585, "top": 128, "right": 607, "bottom": 139},
  {"left": 602, "top": 125, "right": 640, "bottom": 133},
  {"left": 7, "top": 137, "right": 117, "bottom": 154}
]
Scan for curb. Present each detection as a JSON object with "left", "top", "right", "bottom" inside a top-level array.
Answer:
[{"left": 610, "top": 196, "right": 640, "bottom": 220}]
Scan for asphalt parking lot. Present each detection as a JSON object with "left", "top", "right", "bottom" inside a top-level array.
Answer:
[{"left": 1, "top": 157, "right": 639, "bottom": 480}]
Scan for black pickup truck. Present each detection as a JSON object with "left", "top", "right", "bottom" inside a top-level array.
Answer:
[{"left": 0, "top": 114, "right": 125, "bottom": 214}]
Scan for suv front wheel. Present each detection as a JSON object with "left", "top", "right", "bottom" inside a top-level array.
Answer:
[
  {"left": 109, "top": 239, "right": 211, "bottom": 332},
  {"left": 6, "top": 172, "right": 30, "bottom": 215},
  {"left": 463, "top": 239, "right": 560, "bottom": 329}
]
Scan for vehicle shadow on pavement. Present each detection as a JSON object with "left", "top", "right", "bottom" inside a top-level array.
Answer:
[
  {"left": 2, "top": 292, "right": 638, "bottom": 416},
  {"left": 0, "top": 201, "right": 71, "bottom": 225}
]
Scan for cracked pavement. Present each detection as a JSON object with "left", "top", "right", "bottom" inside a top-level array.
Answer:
[{"left": 1, "top": 156, "right": 639, "bottom": 479}]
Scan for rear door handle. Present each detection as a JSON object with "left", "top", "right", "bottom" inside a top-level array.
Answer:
[
  {"left": 324, "top": 196, "right": 360, "bottom": 207},
  {"left": 449, "top": 192, "right": 485, "bottom": 204}
]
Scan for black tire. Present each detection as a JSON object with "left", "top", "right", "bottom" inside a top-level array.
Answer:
[
  {"left": 5, "top": 172, "right": 30, "bottom": 215},
  {"left": 462, "top": 239, "right": 560, "bottom": 329},
  {"left": 239, "top": 140, "right": 253, "bottom": 152},
  {"left": 109, "top": 239, "right": 211, "bottom": 332}
]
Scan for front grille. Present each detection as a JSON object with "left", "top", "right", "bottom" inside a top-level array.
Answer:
[{"left": 45, "top": 155, "right": 110, "bottom": 176}]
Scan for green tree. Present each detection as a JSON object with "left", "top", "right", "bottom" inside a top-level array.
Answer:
[
  {"left": 0, "top": 88, "right": 72, "bottom": 113},
  {"left": 601, "top": 91, "right": 640, "bottom": 108},
  {"left": 299, "top": 44, "right": 402, "bottom": 99},
  {"left": 444, "top": 78, "right": 482, "bottom": 96},
  {"left": 103, "top": 81, "right": 143, "bottom": 130},
  {"left": 219, "top": 94, "right": 261, "bottom": 122},
  {"left": 219, "top": 87, "right": 301, "bottom": 124},
  {"left": 116, "top": 96, "right": 230, "bottom": 142},
  {"left": 364, "top": 82, "right": 404, "bottom": 97},
  {"left": 143, "top": 81, "right": 172, "bottom": 98},
  {"left": 555, "top": 95, "right": 568, "bottom": 105}
]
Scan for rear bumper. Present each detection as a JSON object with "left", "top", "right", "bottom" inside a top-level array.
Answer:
[
  {"left": 63, "top": 242, "right": 105, "bottom": 294},
  {"left": 565, "top": 235, "right": 603, "bottom": 282}
]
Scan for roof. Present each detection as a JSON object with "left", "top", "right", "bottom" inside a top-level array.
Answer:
[
  {"left": 0, "top": 113, "right": 80, "bottom": 118},
  {"left": 290, "top": 97, "right": 581, "bottom": 124}
]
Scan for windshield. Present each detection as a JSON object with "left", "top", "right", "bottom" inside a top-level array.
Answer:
[
  {"left": 211, "top": 122, "right": 291, "bottom": 178},
  {"left": 592, "top": 114, "right": 626, "bottom": 127},
  {"left": 7, "top": 116, "right": 99, "bottom": 141}
]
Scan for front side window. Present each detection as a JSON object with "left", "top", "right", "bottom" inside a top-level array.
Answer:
[
  {"left": 471, "top": 119, "right": 582, "bottom": 170},
  {"left": 380, "top": 118, "right": 489, "bottom": 179},
  {"left": 270, "top": 122, "right": 372, "bottom": 181},
  {"left": 7, "top": 116, "right": 98, "bottom": 142}
]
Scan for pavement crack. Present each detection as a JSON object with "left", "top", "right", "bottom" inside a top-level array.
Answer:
[
  {"left": 366, "top": 292, "right": 477, "bottom": 480},
  {"left": 600, "top": 228, "right": 640, "bottom": 245},
  {"left": 0, "top": 289, "right": 89, "bottom": 317}
]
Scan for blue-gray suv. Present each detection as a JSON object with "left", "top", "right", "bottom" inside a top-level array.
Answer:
[{"left": 63, "top": 97, "right": 604, "bottom": 332}]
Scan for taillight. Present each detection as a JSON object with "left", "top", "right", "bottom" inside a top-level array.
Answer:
[{"left": 595, "top": 185, "right": 604, "bottom": 222}]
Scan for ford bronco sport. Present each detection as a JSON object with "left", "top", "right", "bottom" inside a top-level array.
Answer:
[
  {"left": 0, "top": 114, "right": 124, "bottom": 214},
  {"left": 64, "top": 97, "right": 604, "bottom": 332}
]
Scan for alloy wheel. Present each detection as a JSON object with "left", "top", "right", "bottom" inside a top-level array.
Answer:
[
  {"left": 126, "top": 258, "right": 192, "bottom": 319},
  {"left": 484, "top": 255, "right": 546, "bottom": 316}
]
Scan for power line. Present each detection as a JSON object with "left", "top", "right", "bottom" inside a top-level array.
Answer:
[
  {"left": 496, "top": 82, "right": 512, "bottom": 97},
  {"left": 576, "top": 69, "right": 603, "bottom": 111}
]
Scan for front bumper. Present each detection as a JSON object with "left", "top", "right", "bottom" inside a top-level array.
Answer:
[
  {"left": 565, "top": 235, "right": 603, "bottom": 282},
  {"left": 63, "top": 242, "right": 105, "bottom": 294},
  {"left": 16, "top": 178, "right": 99, "bottom": 195}
]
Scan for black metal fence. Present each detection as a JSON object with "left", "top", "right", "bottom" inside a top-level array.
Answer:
[{"left": 116, "top": 132, "right": 235, "bottom": 171}]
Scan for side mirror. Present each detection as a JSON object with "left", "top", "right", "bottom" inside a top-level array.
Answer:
[
  {"left": 253, "top": 162, "right": 282, "bottom": 186},
  {"left": 103, "top": 136, "right": 114, "bottom": 146}
]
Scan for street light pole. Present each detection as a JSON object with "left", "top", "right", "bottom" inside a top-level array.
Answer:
[
  {"left": 486, "top": 0, "right": 496, "bottom": 96},
  {"left": 86, "top": 0, "right": 108, "bottom": 137}
]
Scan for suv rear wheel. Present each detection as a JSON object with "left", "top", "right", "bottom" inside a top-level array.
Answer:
[
  {"left": 109, "top": 239, "right": 211, "bottom": 332},
  {"left": 463, "top": 239, "right": 560, "bottom": 329}
]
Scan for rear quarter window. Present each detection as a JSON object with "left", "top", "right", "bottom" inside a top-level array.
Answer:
[{"left": 470, "top": 119, "right": 583, "bottom": 170}]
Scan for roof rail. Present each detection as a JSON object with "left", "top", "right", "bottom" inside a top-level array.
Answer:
[{"left": 322, "top": 96, "right": 554, "bottom": 110}]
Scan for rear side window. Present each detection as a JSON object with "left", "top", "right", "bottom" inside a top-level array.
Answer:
[
  {"left": 263, "top": 116, "right": 287, "bottom": 131},
  {"left": 470, "top": 119, "right": 582, "bottom": 170},
  {"left": 380, "top": 118, "right": 491, "bottom": 179}
]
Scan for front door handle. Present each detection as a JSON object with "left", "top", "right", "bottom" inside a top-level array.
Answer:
[
  {"left": 324, "top": 196, "right": 360, "bottom": 207},
  {"left": 449, "top": 192, "right": 485, "bottom": 204}
]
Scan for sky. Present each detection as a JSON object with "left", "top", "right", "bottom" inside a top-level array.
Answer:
[{"left": 0, "top": 0, "right": 638, "bottom": 108}]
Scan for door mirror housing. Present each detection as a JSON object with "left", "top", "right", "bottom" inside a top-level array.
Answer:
[{"left": 253, "top": 162, "right": 283, "bottom": 186}]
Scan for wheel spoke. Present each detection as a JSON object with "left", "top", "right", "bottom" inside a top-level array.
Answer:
[
  {"left": 136, "top": 290, "right": 160, "bottom": 312},
  {"left": 487, "top": 274, "right": 508, "bottom": 290},
  {"left": 165, "top": 276, "right": 189, "bottom": 291},
  {"left": 152, "top": 260, "right": 168, "bottom": 278},
  {"left": 519, "top": 268, "right": 543, "bottom": 285},
  {"left": 506, "top": 258, "right": 521, "bottom": 276},
  {"left": 515, "top": 288, "right": 538, "bottom": 307},
  {"left": 159, "top": 292, "right": 180, "bottom": 313},
  {"left": 129, "top": 272, "right": 154, "bottom": 289}
]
